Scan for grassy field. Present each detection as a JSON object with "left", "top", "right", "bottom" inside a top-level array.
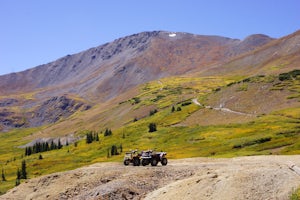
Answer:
[{"left": 0, "top": 73, "right": 299, "bottom": 195}]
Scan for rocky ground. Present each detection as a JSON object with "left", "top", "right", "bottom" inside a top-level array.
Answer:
[{"left": 1, "top": 155, "right": 300, "bottom": 200}]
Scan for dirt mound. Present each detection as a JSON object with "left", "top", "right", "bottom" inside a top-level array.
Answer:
[{"left": 1, "top": 155, "right": 300, "bottom": 200}]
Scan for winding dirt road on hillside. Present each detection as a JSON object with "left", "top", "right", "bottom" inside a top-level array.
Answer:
[
  {"left": 1, "top": 156, "right": 300, "bottom": 200},
  {"left": 192, "top": 98, "right": 256, "bottom": 117}
]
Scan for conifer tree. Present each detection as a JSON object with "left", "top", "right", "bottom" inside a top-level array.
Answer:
[
  {"left": 16, "top": 168, "right": 21, "bottom": 180},
  {"left": 21, "top": 160, "right": 27, "bottom": 179},
  {"left": 148, "top": 123, "right": 157, "bottom": 132},
  {"left": 50, "top": 141, "right": 55, "bottom": 150},
  {"left": 25, "top": 147, "right": 31, "bottom": 156},
  {"left": 171, "top": 106, "right": 175, "bottom": 112},
  {"left": 45, "top": 142, "right": 50, "bottom": 151},
  {"left": 104, "top": 128, "right": 112, "bottom": 136},
  {"left": 111, "top": 145, "right": 118, "bottom": 156},
  {"left": 16, "top": 168, "right": 21, "bottom": 186},
  {"left": 58, "top": 139, "right": 62, "bottom": 149},
  {"left": 2, "top": 168, "right": 6, "bottom": 181},
  {"left": 86, "top": 133, "right": 92, "bottom": 143}
]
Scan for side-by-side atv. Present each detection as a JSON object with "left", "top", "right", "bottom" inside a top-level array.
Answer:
[
  {"left": 140, "top": 150, "right": 168, "bottom": 166},
  {"left": 123, "top": 150, "right": 141, "bottom": 166}
]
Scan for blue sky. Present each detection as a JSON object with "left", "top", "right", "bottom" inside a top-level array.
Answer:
[{"left": 0, "top": 0, "right": 299, "bottom": 75}]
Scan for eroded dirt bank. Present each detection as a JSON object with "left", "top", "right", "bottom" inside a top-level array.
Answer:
[{"left": 1, "top": 155, "right": 300, "bottom": 200}]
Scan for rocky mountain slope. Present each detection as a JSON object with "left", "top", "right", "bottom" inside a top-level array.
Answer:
[
  {"left": 0, "top": 30, "right": 279, "bottom": 130},
  {"left": 0, "top": 31, "right": 273, "bottom": 99},
  {"left": 200, "top": 30, "right": 300, "bottom": 76},
  {"left": 0, "top": 29, "right": 299, "bottom": 133}
]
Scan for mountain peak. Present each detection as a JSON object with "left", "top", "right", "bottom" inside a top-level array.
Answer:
[{"left": 241, "top": 34, "right": 274, "bottom": 47}]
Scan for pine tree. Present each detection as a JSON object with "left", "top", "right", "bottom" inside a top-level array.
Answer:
[
  {"left": 2, "top": 168, "right": 6, "bottom": 181},
  {"left": 104, "top": 128, "right": 112, "bottom": 137},
  {"left": 16, "top": 168, "right": 21, "bottom": 186},
  {"left": 58, "top": 139, "right": 62, "bottom": 149},
  {"left": 21, "top": 160, "right": 27, "bottom": 179},
  {"left": 29, "top": 147, "right": 32, "bottom": 155},
  {"left": 50, "top": 140, "right": 55, "bottom": 150},
  {"left": 86, "top": 133, "right": 92, "bottom": 144},
  {"left": 171, "top": 106, "right": 175, "bottom": 112},
  {"left": 17, "top": 168, "right": 21, "bottom": 180},
  {"left": 45, "top": 142, "right": 50, "bottom": 151},
  {"left": 39, "top": 154, "right": 43, "bottom": 160},
  {"left": 95, "top": 133, "right": 99, "bottom": 141},
  {"left": 111, "top": 145, "right": 118, "bottom": 156},
  {"left": 148, "top": 123, "right": 157, "bottom": 132},
  {"left": 35, "top": 142, "right": 41, "bottom": 153}
]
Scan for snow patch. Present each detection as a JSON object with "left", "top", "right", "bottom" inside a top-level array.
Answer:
[{"left": 169, "top": 33, "right": 176, "bottom": 37}]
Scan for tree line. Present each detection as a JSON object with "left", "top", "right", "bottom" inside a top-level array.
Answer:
[
  {"left": 86, "top": 131, "right": 99, "bottom": 144},
  {"left": 25, "top": 140, "right": 63, "bottom": 156}
]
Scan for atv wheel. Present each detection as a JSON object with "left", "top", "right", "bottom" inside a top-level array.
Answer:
[
  {"left": 142, "top": 159, "right": 149, "bottom": 166},
  {"left": 151, "top": 158, "right": 158, "bottom": 166},
  {"left": 124, "top": 160, "right": 130, "bottom": 166},
  {"left": 161, "top": 158, "right": 168, "bottom": 166},
  {"left": 133, "top": 158, "right": 140, "bottom": 166}
]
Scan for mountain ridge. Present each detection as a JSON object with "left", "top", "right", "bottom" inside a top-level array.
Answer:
[
  {"left": 0, "top": 31, "right": 274, "bottom": 99},
  {"left": 0, "top": 30, "right": 299, "bottom": 131}
]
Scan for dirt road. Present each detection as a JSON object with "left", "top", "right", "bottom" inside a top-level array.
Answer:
[
  {"left": 192, "top": 98, "right": 255, "bottom": 117},
  {"left": 1, "top": 155, "right": 300, "bottom": 200}
]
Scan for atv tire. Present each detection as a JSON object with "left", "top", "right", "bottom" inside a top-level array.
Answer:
[
  {"left": 161, "top": 158, "right": 168, "bottom": 166},
  {"left": 151, "top": 158, "right": 158, "bottom": 166},
  {"left": 142, "top": 159, "right": 149, "bottom": 166},
  {"left": 124, "top": 160, "right": 130, "bottom": 166},
  {"left": 133, "top": 158, "right": 140, "bottom": 166}
]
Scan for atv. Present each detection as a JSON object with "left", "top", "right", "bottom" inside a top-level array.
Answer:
[
  {"left": 123, "top": 150, "right": 141, "bottom": 166},
  {"left": 140, "top": 150, "right": 168, "bottom": 166}
]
